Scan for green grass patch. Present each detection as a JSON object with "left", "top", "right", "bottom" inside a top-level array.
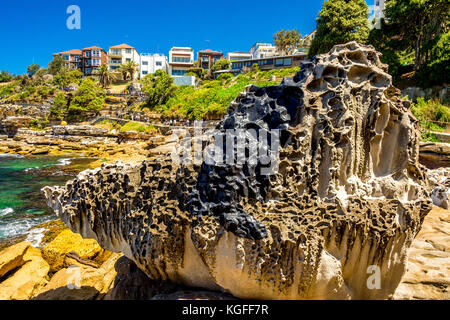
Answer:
[
  {"left": 119, "top": 121, "right": 156, "bottom": 133},
  {"left": 151, "top": 67, "right": 300, "bottom": 120}
]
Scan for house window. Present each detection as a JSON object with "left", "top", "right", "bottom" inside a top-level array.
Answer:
[
  {"left": 92, "top": 59, "right": 100, "bottom": 65},
  {"left": 126, "top": 58, "right": 131, "bottom": 62},
  {"left": 142, "top": 61, "right": 148, "bottom": 65},
  {"left": 142, "top": 71, "right": 148, "bottom": 75},
  {"left": 232, "top": 62, "right": 243, "bottom": 70},
  {"left": 85, "top": 68, "right": 91, "bottom": 74},
  {"left": 173, "top": 57, "right": 191, "bottom": 63},
  {"left": 110, "top": 59, "right": 122, "bottom": 64},
  {"left": 275, "top": 58, "right": 292, "bottom": 66},
  {"left": 156, "top": 61, "right": 162, "bottom": 66},
  {"left": 92, "top": 50, "right": 100, "bottom": 57},
  {"left": 111, "top": 49, "right": 121, "bottom": 55},
  {"left": 172, "top": 69, "right": 186, "bottom": 76},
  {"left": 126, "top": 49, "right": 132, "bottom": 54}
]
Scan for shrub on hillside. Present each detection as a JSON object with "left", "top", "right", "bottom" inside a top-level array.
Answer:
[
  {"left": 68, "top": 78, "right": 105, "bottom": 119},
  {"left": 53, "top": 69, "right": 83, "bottom": 88}
]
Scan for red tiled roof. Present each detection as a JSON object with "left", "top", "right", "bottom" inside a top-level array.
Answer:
[
  {"left": 53, "top": 49, "right": 82, "bottom": 56},
  {"left": 109, "top": 44, "right": 135, "bottom": 49},
  {"left": 82, "top": 46, "right": 103, "bottom": 51},
  {"left": 199, "top": 49, "right": 222, "bottom": 54}
]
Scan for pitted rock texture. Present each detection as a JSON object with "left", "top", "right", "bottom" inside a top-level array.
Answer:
[{"left": 43, "top": 42, "right": 432, "bottom": 300}]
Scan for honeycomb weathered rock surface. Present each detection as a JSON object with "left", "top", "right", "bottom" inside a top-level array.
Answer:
[{"left": 43, "top": 42, "right": 432, "bottom": 299}]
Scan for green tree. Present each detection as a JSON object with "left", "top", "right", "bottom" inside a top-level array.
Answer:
[
  {"left": 211, "top": 59, "right": 231, "bottom": 72},
  {"left": 69, "top": 78, "right": 105, "bottom": 117},
  {"left": 308, "top": 0, "right": 369, "bottom": 57},
  {"left": 368, "top": 0, "right": 449, "bottom": 86},
  {"left": 95, "top": 64, "right": 117, "bottom": 89},
  {"left": 48, "top": 55, "right": 65, "bottom": 75},
  {"left": 120, "top": 61, "right": 139, "bottom": 81},
  {"left": 273, "top": 29, "right": 302, "bottom": 55},
  {"left": 0, "top": 71, "right": 13, "bottom": 82},
  {"left": 50, "top": 92, "right": 68, "bottom": 120},
  {"left": 53, "top": 68, "right": 83, "bottom": 88},
  {"left": 140, "top": 70, "right": 176, "bottom": 109},
  {"left": 27, "top": 64, "right": 40, "bottom": 76},
  {"left": 186, "top": 67, "right": 203, "bottom": 78}
]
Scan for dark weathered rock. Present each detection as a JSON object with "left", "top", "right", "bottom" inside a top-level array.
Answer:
[{"left": 43, "top": 42, "right": 432, "bottom": 300}]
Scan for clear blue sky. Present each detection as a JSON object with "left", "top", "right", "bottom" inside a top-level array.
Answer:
[{"left": 0, "top": 0, "right": 339, "bottom": 74}]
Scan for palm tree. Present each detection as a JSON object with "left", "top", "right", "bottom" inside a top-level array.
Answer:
[
  {"left": 118, "top": 64, "right": 129, "bottom": 81},
  {"left": 95, "top": 64, "right": 117, "bottom": 89},
  {"left": 121, "top": 60, "right": 139, "bottom": 81}
]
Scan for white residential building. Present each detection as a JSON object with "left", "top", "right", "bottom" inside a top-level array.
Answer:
[
  {"left": 108, "top": 44, "right": 141, "bottom": 79},
  {"left": 168, "top": 46, "right": 195, "bottom": 76},
  {"left": 226, "top": 51, "right": 253, "bottom": 61},
  {"left": 249, "top": 42, "right": 278, "bottom": 59},
  {"left": 140, "top": 53, "right": 169, "bottom": 78}
]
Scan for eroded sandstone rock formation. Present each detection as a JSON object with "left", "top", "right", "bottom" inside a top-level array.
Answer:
[{"left": 43, "top": 42, "right": 433, "bottom": 300}]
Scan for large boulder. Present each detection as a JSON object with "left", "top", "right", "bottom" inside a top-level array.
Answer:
[{"left": 43, "top": 42, "right": 432, "bottom": 300}]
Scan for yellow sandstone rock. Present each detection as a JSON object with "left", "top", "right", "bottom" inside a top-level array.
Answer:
[
  {"left": 0, "top": 246, "right": 50, "bottom": 300},
  {"left": 33, "top": 252, "right": 122, "bottom": 300},
  {"left": 0, "top": 241, "right": 31, "bottom": 279},
  {"left": 41, "top": 230, "right": 103, "bottom": 272}
]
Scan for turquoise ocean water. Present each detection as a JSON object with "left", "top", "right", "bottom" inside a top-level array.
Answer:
[{"left": 0, "top": 154, "right": 95, "bottom": 242}]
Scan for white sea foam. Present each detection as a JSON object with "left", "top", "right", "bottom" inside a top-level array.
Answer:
[
  {"left": 0, "top": 207, "right": 14, "bottom": 217},
  {"left": 0, "top": 216, "right": 53, "bottom": 242},
  {"left": 57, "top": 158, "right": 72, "bottom": 166},
  {"left": 0, "top": 153, "right": 23, "bottom": 158},
  {"left": 25, "top": 227, "right": 46, "bottom": 248}
]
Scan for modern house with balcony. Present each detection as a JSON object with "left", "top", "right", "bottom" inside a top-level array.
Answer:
[
  {"left": 197, "top": 49, "right": 223, "bottom": 70},
  {"left": 108, "top": 44, "right": 141, "bottom": 79},
  {"left": 226, "top": 51, "right": 253, "bottom": 62},
  {"left": 214, "top": 53, "right": 307, "bottom": 77},
  {"left": 140, "top": 53, "right": 169, "bottom": 78},
  {"left": 81, "top": 46, "right": 107, "bottom": 76},
  {"left": 168, "top": 47, "right": 194, "bottom": 76},
  {"left": 52, "top": 49, "right": 82, "bottom": 70},
  {"left": 249, "top": 42, "right": 279, "bottom": 59}
]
